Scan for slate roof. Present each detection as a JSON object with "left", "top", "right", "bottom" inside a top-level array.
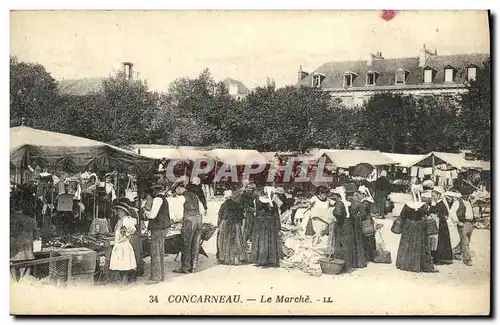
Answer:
[
  {"left": 222, "top": 78, "right": 250, "bottom": 95},
  {"left": 298, "top": 53, "right": 490, "bottom": 90},
  {"left": 58, "top": 78, "right": 105, "bottom": 96}
]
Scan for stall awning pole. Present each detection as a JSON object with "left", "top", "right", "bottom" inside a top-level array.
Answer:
[{"left": 432, "top": 154, "right": 436, "bottom": 181}]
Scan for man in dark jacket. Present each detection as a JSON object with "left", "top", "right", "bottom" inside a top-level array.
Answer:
[
  {"left": 173, "top": 181, "right": 205, "bottom": 273},
  {"left": 186, "top": 177, "right": 208, "bottom": 212},
  {"left": 374, "top": 170, "right": 391, "bottom": 219}
]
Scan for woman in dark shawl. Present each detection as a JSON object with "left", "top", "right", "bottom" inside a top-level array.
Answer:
[
  {"left": 358, "top": 185, "right": 377, "bottom": 262},
  {"left": 328, "top": 186, "right": 356, "bottom": 273},
  {"left": 396, "top": 201, "right": 438, "bottom": 273},
  {"left": 217, "top": 190, "right": 247, "bottom": 265},
  {"left": 348, "top": 191, "right": 367, "bottom": 269},
  {"left": 249, "top": 190, "right": 281, "bottom": 267},
  {"left": 428, "top": 187, "right": 454, "bottom": 265}
]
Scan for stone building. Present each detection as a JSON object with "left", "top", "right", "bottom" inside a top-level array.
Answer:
[{"left": 297, "top": 45, "right": 489, "bottom": 107}]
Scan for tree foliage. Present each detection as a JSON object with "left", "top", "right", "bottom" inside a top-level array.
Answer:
[
  {"left": 458, "top": 61, "right": 491, "bottom": 159},
  {"left": 9, "top": 57, "right": 492, "bottom": 160},
  {"left": 10, "top": 56, "right": 60, "bottom": 129}
]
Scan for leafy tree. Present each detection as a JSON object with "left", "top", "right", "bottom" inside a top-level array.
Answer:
[
  {"left": 458, "top": 60, "right": 491, "bottom": 160},
  {"left": 10, "top": 56, "right": 61, "bottom": 129},
  {"left": 360, "top": 93, "right": 416, "bottom": 153},
  {"left": 412, "top": 96, "right": 460, "bottom": 153},
  {"left": 100, "top": 71, "right": 157, "bottom": 146}
]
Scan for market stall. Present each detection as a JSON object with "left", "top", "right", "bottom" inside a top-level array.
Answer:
[
  {"left": 10, "top": 126, "right": 159, "bottom": 286},
  {"left": 381, "top": 153, "right": 427, "bottom": 192}
]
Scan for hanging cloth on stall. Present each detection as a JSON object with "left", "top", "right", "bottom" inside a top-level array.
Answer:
[
  {"left": 423, "top": 167, "right": 433, "bottom": 175},
  {"left": 58, "top": 181, "right": 66, "bottom": 195},
  {"left": 417, "top": 168, "right": 425, "bottom": 179},
  {"left": 124, "top": 177, "right": 137, "bottom": 201},
  {"left": 57, "top": 194, "right": 74, "bottom": 211},
  {"left": 410, "top": 167, "right": 418, "bottom": 177}
]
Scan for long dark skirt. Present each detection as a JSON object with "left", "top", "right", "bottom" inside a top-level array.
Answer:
[
  {"left": 351, "top": 217, "right": 367, "bottom": 268},
  {"left": 363, "top": 234, "right": 377, "bottom": 262},
  {"left": 396, "top": 219, "right": 435, "bottom": 273},
  {"left": 330, "top": 221, "right": 356, "bottom": 272},
  {"left": 250, "top": 217, "right": 280, "bottom": 266},
  {"left": 243, "top": 210, "right": 254, "bottom": 243},
  {"left": 217, "top": 219, "right": 247, "bottom": 265},
  {"left": 374, "top": 193, "right": 387, "bottom": 218},
  {"left": 432, "top": 219, "right": 454, "bottom": 265}
]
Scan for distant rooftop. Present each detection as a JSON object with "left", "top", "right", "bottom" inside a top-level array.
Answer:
[{"left": 58, "top": 78, "right": 105, "bottom": 96}]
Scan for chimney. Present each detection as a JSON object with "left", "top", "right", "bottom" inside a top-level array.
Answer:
[
  {"left": 367, "top": 52, "right": 384, "bottom": 66},
  {"left": 122, "top": 62, "right": 133, "bottom": 80},
  {"left": 419, "top": 45, "right": 427, "bottom": 67},
  {"left": 419, "top": 45, "right": 437, "bottom": 67},
  {"left": 298, "top": 65, "right": 309, "bottom": 82}
]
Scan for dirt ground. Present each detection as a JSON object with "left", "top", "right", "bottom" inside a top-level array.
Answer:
[{"left": 10, "top": 194, "right": 490, "bottom": 315}]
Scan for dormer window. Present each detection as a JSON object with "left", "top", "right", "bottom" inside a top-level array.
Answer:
[
  {"left": 312, "top": 73, "right": 326, "bottom": 88},
  {"left": 395, "top": 69, "right": 409, "bottom": 85},
  {"left": 366, "top": 71, "right": 379, "bottom": 86},
  {"left": 343, "top": 71, "right": 357, "bottom": 88},
  {"left": 467, "top": 65, "right": 477, "bottom": 81},
  {"left": 423, "top": 66, "right": 437, "bottom": 83},
  {"left": 444, "top": 65, "right": 457, "bottom": 83}
]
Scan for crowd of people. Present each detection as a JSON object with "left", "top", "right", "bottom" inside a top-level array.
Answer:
[
  {"left": 214, "top": 179, "right": 477, "bottom": 275},
  {"left": 10, "top": 170, "right": 479, "bottom": 285}
]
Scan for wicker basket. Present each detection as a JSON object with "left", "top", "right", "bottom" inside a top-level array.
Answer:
[
  {"left": 361, "top": 220, "right": 375, "bottom": 235},
  {"left": 425, "top": 218, "right": 439, "bottom": 236},
  {"left": 318, "top": 258, "right": 344, "bottom": 275},
  {"left": 391, "top": 217, "right": 402, "bottom": 234}
]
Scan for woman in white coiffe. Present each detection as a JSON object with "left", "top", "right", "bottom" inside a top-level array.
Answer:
[
  {"left": 306, "top": 186, "right": 335, "bottom": 246},
  {"left": 109, "top": 203, "right": 137, "bottom": 285}
]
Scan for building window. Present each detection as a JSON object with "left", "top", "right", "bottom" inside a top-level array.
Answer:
[
  {"left": 395, "top": 69, "right": 407, "bottom": 84},
  {"left": 312, "top": 74, "right": 324, "bottom": 88},
  {"left": 444, "top": 66, "right": 456, "bottom": 83},
  {"left": 342, "top": 72, "right": 357, "bottom": 88},
  {"left": 423, "top": 68, "right": 434, "bottom": 83},
  {"left": 467, "top": 67, "right": 477, "bottom": 81},
  {"left": 366, "top": 71, "right": 378, "bottom": 86}
]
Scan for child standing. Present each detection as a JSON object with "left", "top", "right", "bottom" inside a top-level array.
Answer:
[{"left": 109, "top": 203, "right": 137, "bottom": 285}]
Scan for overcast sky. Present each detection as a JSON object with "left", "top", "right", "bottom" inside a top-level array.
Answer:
[{"left": 10, "top": 10, "right": 490, "bottom": 91}]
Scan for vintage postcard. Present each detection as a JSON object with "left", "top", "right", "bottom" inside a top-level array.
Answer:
[{"left": 9, "top": 10, "right": 491, "bottom": 315}]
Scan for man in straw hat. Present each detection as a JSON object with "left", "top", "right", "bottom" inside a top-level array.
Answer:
[
  {"left": 172, "top": 179, "right": 206, "bottom": 274},
  {"left": 445, "top": 190, "right": 474, "bottom": 266},
  {"left": 144, "top": 185, "right": 171, "bottom": 284}
]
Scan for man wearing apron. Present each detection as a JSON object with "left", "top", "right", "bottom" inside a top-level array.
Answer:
[{"left": 173, "top": 182, "right": 206, "bottom": 274}]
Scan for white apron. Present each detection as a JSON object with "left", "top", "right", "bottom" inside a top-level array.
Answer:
[{"left": 109, "top": 216, "right": 137, "bottom": 271}]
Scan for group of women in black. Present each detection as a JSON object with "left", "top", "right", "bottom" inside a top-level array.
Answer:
[
  {"left": 395, "top": 187, "right": 454, "bottom": 273},
  {"left": 216, "top": 184, "right": 292, "bottom": 267},
  {"left": 324, "top": 185, "right": 378, "bottom": 273},
  {"left": 215, "top": 183, "right": 380, "bottom": 273},
  {"left": 216, "top": 182, "right": 461, "bottom": 275}
]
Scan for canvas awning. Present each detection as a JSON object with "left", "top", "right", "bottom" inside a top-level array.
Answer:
[
  {"left": 10, "top": 126, "right": 157, "bottom": 174},
  {"left": 412, "top": 152, "right": 483, "bottom": 170},
  {"left": 314, "top": 149, "right": 396, "bottom": 169},
  {"left": 381, "top": 153, "right": 427, "bottom": 168},
  {"left": 207, "top": 149, "right": 268, "bottom": 166}
]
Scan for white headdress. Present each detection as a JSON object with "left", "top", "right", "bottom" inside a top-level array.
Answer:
[
  {"left": 331, "top": 186, "right": 351, "bottom": 218},
  {"left": 358, "top": 185, "right": 374, "bottom": 203}
]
